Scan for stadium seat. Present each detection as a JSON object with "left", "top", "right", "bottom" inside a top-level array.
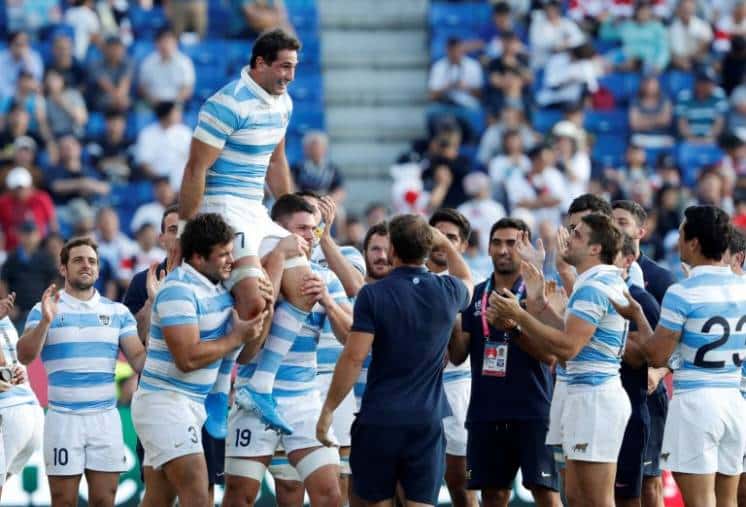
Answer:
[
  {"left": 532, "top": 108, "right": 564, "bottom": 134},
  {"left": 661, "top": 70, "right": 694, "bottom": 99},
  {"left": 598, "top": 72, "right": 642, "bottom": 105},
  {"left": 289, "top": 71, "right": 323, "bottom": 103},
  {"left": 592, "top": 134, "right": 627, "bottom": 168},
  {"left": 428, "top": 2, "right": 491, "bottom": 31},
  {"left": 584, "top": 109, "right": 629, "bottom": 135},
  {"left": 129, "top": 5, "right": 168, "bottom": 39},
  {"left": 288, "top": 106, "right": 325, "bottom": 135},
  {"left": 86, "top": 112, "right": 106, "bottom": 139},
  {"left": 676, "top": 142, "right": 724, "bottom": 186},
  {"left": 126, "top": 111, "right": 156, "bottom": 139},
  {"left": 129, "top": 41, "right": 155, "bottom": 64}
]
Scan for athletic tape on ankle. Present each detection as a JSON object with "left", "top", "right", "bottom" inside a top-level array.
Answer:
[
  {"left": 295, "top": 447, "right": 340, "bottom": 482},
  {"left": 225, "top": 458, "right": 266, "bottom": 481}
]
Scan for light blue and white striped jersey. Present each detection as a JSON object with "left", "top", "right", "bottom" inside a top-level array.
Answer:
[
  {"left": 139, "top": 263, "right": 235, "bottom": 403},
  {"left": 433, "top": 269, "right": 472, "bottom": 383},
  {"left": 237, "top": 263, "right": 347, "bottom": 397},
  {"left": 314, "top": 245, "right": 365, "bottom": 374},
  {"left": 25, "top": 291, "right": 137, "bottom": 413},
  {"left": 193, "top": 68, "right": 292, "bottom": 203},
  {"left": 659, "top": 265, "right": 746, "bottom": 393},
  {"left": 354, "top": 354, "right": 372, "bottom": 409},
  {"left": 0, "top": 317, "right": 38, "bottom": 409},
  {"left": 565, "top": 264, "right": 629, "bottom": 386}
]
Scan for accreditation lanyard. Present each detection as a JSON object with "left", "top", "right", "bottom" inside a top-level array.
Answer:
[{"left": 481, "top": 277, "right": 524, "bottom": 377}]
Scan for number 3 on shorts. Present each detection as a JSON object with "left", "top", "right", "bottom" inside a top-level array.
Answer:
[{"left": 188, "top": 425, "right": 199, "bottom": 444}]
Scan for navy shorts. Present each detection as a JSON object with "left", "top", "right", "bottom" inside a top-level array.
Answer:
[
  {"left": 615, "top": 412, "right": 649, "bottom": 498},
  {"left": 350, "top": 420, "right": 446, "bottom": 504},
  {"left": 136, "top": 427, "right": 225, "bottom": 486},
  {"left": 466, "top": 421, "right": 559, "bottom": 492},
  {"left": 643, "top": 386, "right": 668, "bottom": 478}
]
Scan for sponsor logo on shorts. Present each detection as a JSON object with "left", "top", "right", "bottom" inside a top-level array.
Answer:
[
  {"left": 660, "top": 452, "right": 670, "bottom": 461},
  {"left": 572, "top": 443, "right": 589, "bottom": 453}
]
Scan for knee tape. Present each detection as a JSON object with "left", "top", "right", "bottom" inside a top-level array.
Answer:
[
  {"left": 224, "top": 266, "right": 265, "bottom": 291},
  {"left": 283, "top": 255, "right": 309, "bottom": 270},
  {"left": 295, "top": 447, "right": 340, "bottom": 482},
  {"left": 225, "top": 458, "right": 266, "bottom": 481},
  {"left": 269, "top": 460, "right": 302, "bottom": 482}
]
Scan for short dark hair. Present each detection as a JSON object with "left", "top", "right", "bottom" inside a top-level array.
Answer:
[
  {"left": 612, "top": 200, "right": 647, "bottom": 226},
  {"left": 155, "top": 26, "right": 176, "bottom": 41},
  {"left": 621, "top": 234, "right": 637, "bottom": 258},
  {"left": 295, "top": 189, "right": 322, "bottom": 200},
  {"left": 568, "top": 193, "right": 612, "bottom": 217},
  {"left": 270, "top": 194, "right": 316, "bottom": 223},
  {"left": 161, "top": 204, "right": 179, "bottom": 234},
  {"left": 60, "top": 236, "right": 99, "bottom": 266},
  {"left": 154, "top": 101, "right": 178, "bottom": 119},
  {"left": 181, "top": 213, "right": 234, "bottom": 262},
  {"left": 581, "top": 213, "right": 623, "bottom": 264},
  {"left": 429, "top": 208, "right": 471, "bottom": 242},
  {"left": 729, "top": 225, "right": 746, "bottom": 256},
  {"left": 489, "top": 217, "right": 530, "bottom": 243},
  {"left": 682, "top": 205, "right": 731, "bottom": 261},
  {"left": 389, "top": 214, "right": 434, "bottom": 265},
  {"left": 363, "top": 221, "right": 389, "bottom": 252},
  {"left": 250, "top": 29, "right": 301, "bottom": 68}
]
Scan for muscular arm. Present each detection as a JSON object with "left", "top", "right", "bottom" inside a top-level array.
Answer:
[
  {"left": 319, "top": 237, "right": 364, "bottom": 297},
  {"left": 17, "top": 321, "right": 51, "bottom": 365},
  {"left": 164, "top": 323, "right": 242, "bottom": 372},
  {"left": 512, "top": 310, "right": 595, "bottom": 362},
  {"left": 623, "top": 307, "right": 681, "bottom": 368},
  {"left": 120, "top": 335, "right": 146, "bottom": 373},
  {"left": 448, "top": 315, "right": 470, "bottom": 366},
  {"left": 325, "top": 301, "right": 353, "bottom": 345},
  {"left": 134, "top": 300, "right": 152, "bottom": 346},
  {"left": 266, "top": 137, "right": 293, "bottom": 198},
  {"left": 178, "top": 139, "right": 223, "bottom": 220}
]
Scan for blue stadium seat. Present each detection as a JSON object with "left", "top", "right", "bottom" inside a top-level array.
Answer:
[
  {"left": 129, "top": 41, "right": 155, "bottom": 64},
  {"left": 643, "top": 146, "right": 674, "bottom": 166},
  {"left": 126, "top": 111, "right": 156, "bottom": 139},
  {"left": 86, "top": 112, "right": 106, "bottom": 139},
  {"left": 429, "top": 2, "right": 491, "bottom": 30},
  {"left": 661, "top": 70, "right": 694, "bottom": 99},
  {"left": 289, "top": 71, "right": 323, "bottom": 103},
  {"left": 430, "top": 27, "right": 480, "bottom": 61},
  {"left": 592, "top": 134, "right": 627, "bottom": 168},
  {"left": 285, "top": 134, "right": 303, "bottom": 166},
  {"left": 584, "top": 109, "right": 629, "bottom": 135},
  {"left": 129, "top": 5, "right": 168, "bottom": 39},
  {"left": 598, "top": 72, "right": 642, "bottom": 105},
  {"left": 532, "top": 108, "right": 563, "bottom": 134},
  {"left": 676, "top": 142, "right": 724, "bottom": 186},
  {"left": 288, "top": 106, "right": 325, "bottom": 135}
]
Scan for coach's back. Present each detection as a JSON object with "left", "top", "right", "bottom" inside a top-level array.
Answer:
[{"left": 353, "top": 265, "right": 470, "bottom": 425}]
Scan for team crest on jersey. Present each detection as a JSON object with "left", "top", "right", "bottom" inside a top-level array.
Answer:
[{"left": 99, "top": 314, "right": 111, "bottom": 326}]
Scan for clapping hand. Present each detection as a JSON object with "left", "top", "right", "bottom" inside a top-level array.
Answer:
[
  {"left": 146, "top": 264, "right": 166, "bottom": 301},
  {"left": 41, "top": 284, "right": 60, "bottom": 324},
  {"left": 0, "top": 292, "right": 15, "bottom": 320},
  {"left": 486, "top": 288, "right": 523, "bottom": 325},
  {"left": 516, "top": 232, "right": 546, "bottom": 271}
]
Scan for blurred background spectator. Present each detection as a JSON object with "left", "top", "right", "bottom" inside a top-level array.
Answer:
[
  {"left": 134, "top": 101, "right": 191, "bottom": 189},
  {"left": 291, "top": 130, "right": 345, "bottom": 204},
  {"left": 138, "top": 27, "right": 195, "bottom": 106}
]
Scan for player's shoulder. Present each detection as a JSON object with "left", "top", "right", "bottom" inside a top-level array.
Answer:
[{"left": 339, "top": 245, "right": 366, "bottom": 274}]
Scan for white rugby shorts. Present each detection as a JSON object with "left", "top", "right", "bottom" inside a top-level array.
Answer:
[
  {"left": 443, "top": 378, "right": 470, "bottom": 457},
  {"left": 2, "top": 403, "right": 43, "bottom": 475}
]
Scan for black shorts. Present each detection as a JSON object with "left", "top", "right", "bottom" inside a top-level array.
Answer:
[
  {"left": 643, "top": 386, "right": 668, "bottom": 478},
  {"left": 350, "top": 420, "right": 446, "bottom": 505},
  {"left": 136, "top": 427, "right": 225, "bottom": 486},
  {"left": 466, "top": 420, "right": 559, "bottom": 492},
  {"left": 615, "top": 413, "right": 649, "bottom": 498}
]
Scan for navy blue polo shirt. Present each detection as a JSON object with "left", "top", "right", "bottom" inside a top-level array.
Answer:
[
  {"left": 122, "top": 258, "right": 167, "bottom": 315},
  {"left": 621, "top": 284, "right": 661, "bottom": 415},
  {"left": 352, "top": 266, "right": 470, "bottom": 426},
  {"left": 637, "top": 255, "right": 675, "bottom": 306},
  {"left": 460, "top": 276, "right": 554, "bottom": 425}
]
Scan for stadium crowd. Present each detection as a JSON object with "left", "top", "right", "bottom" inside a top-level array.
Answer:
[{"left": 2, "top": 1, "right": 746, "bottom": 507}]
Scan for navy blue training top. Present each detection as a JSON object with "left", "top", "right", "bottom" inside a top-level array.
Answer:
[
  {"left": 352, "top": 266, "right": 470, "bottom": 426},
  {"left": 637, "top": 254, "right": 675, "bottom": 306},
  {"left": 461, "top": 275, "right": 554, "bottom": 424}
]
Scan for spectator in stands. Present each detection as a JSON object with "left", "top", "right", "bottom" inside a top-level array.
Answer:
[
  {"left": 488, "top": 128, "right": 531, "bottom": 194},
  {"left": 477, "top": 105, "right": 537, "bottom": 165},
  {"left": 629, "top": 74, "right": 675, "bottom": 149},
  {"left": 457, "top": 172, "right": 506, "bottom": 253},
  {"left": 720, "top": 133, "right": 746, "bottom": 178},
  {"left": 166, "top": 0, "right": 208, "bottom": 39},
  {"left": 428, "top": 37, "right": 484, "bottom": 111},
  {"left": 87, "top": 110, "right": 133, "bottom": 182},
  {"left": 130, "top": 176, "right": 177, "bottom": 234},
  {"left": 528, "top": 0, "right": 585, "bottom": 70},
  {"left": 729, "top": 85, "right": 746, "bottom": 137},
  {"left": 0, "top": 32, "right": 44, "bottom": 99},
  {"left": 231, "top": 0, "right": 294, "bottom": 38},
  {"left": 0, "top": 219, "right": 57, "bottom": 328},
  {"left": 465, "top": 2, "right": 527, "bottom": 62},
  {"left": 118, "top": 222, "right": 166, "bottom": 287},
  {"left": 4, "top": 1, "right": 62, "bottom": 37},
  {"left": 64, "top": 0, "right": 103, "bottom": 61},
  {"left": 0, "top": 166, "right": 56, "bottom": 252},
  {"left": 0, "top": 136, "right": 41, "bottom": 184},
  {"left": 365, "top": 202, "right": 388, "bottom": 229},
  {"left": 46, "top": 134, "right": 110, "bottom": 206},
  {"left": 2, "top": 73, "right": 56, "bottom": 162},
  {"left": 421, "top": 127, "right": 473, "bottom": 209},
  {"left": 714, "top": 1, "right": 746, "bottom": 53},
  {"left": 291, "top": 131, "right": 345, "bottom": 204},
  {"left": 134, "top": 101, "right": 191, "bottom": 189},
  {"left": 536, "top": 42, "right": 606, "bottom": 109},
  {"left": 138, "top": 27, "right": 195, "bottom": 106},
  {"left": 96, "top": 0, "right": 134, "bottom": 47},
  {"left": 343, "top": 215, "right": 365, "bottom": 250},
  {"left": 505, "top": 144, "right": 567, "bottom": 227},
  {"left": 600, "top": 0, "right": 670, "bottom": 73},
  {"left": 696, "top": 168, "right": 732, "bottom": 211},
  {"left": 552, "top": 120, "right": 590, "bottom": 200},
  {"left": 675, "top": 67, "right": 728, "bottom": 143},
  {"left": 722, "top": 35, "right": 746, "bottom": 95},
  {"left": 669, "top": 0, "right": 713, "bottom": 70},
  {"left": 48, "top": 34, "right": 86, "bottom": 90},
  {"left": 44, "top": 69, "right": 87, "bottom": 139},
  {"left": 0, "top": 105, "right": 37, "bottom": 166},
  {"left": 484, "top": 32, "right": 531, "bottom": 117},
  {"left": 95, "top": 206, "right": 136, "bottom": 289},
  {"left": 88, "top": 35, "right": 133, "bottom": 113}
]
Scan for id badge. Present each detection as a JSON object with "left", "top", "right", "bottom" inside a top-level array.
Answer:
[{"left": 482, "top": 342, "right": 508, "bottom": 377}]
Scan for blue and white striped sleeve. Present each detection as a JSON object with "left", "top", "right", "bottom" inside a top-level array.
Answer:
[
  {"left": 327, "top": 273, "right": 348, "bottom": 306},
  {"left": 658, "top": 284, "right": 688, "bottom": 334},
  {"left": 24, "top": 303, "right": 43, "bottom": 332},
  {"left": 193, "top": 91, "right": 240, "bottom": 150},
  {"left": 154, "top": 284, "right": 199, "bottom": 327},
  {"left": 568, "top": 285, "right": 607, "bottom": 326},
  {"left": 117, "top": 305, "right": 138, "bottom": 342},
  {"left": 341, "top": 247, "right": 366, "bottom": 276}
]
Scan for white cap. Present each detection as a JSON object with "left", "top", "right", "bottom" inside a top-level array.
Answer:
[
  {"left": 552, "top": 120, "right": 582, "bottom": 141},
  {"left": 6, "top": 166, "right": 32, "bottom": 189}
]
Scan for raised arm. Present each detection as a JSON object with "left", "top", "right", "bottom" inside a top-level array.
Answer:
[
  {"left": 17, "top": 285, "right": 58, "bottom": 365},
  {"left": 266, "top": 137, "right": 293, "bottom": 198}
]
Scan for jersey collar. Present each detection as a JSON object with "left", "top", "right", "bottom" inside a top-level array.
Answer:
[
  {"left": 240, "top": 67, "right": 281, "bottom": 106},
  {"left": 688, "top": 265, "right": 732, "bottom": 278},
  {"left": 59, "top": 289, "right": 101, "bottom": 309},
  {"left": 575, "top": 263, "right": 621, "bottom": 286},
  {"left": 180, "top": 262, "right": 224, "bottom": 293}
]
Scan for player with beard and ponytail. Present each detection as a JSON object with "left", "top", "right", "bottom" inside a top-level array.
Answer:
[{"left": 17, "top": 237, "right": 146, "bottom": 507}]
